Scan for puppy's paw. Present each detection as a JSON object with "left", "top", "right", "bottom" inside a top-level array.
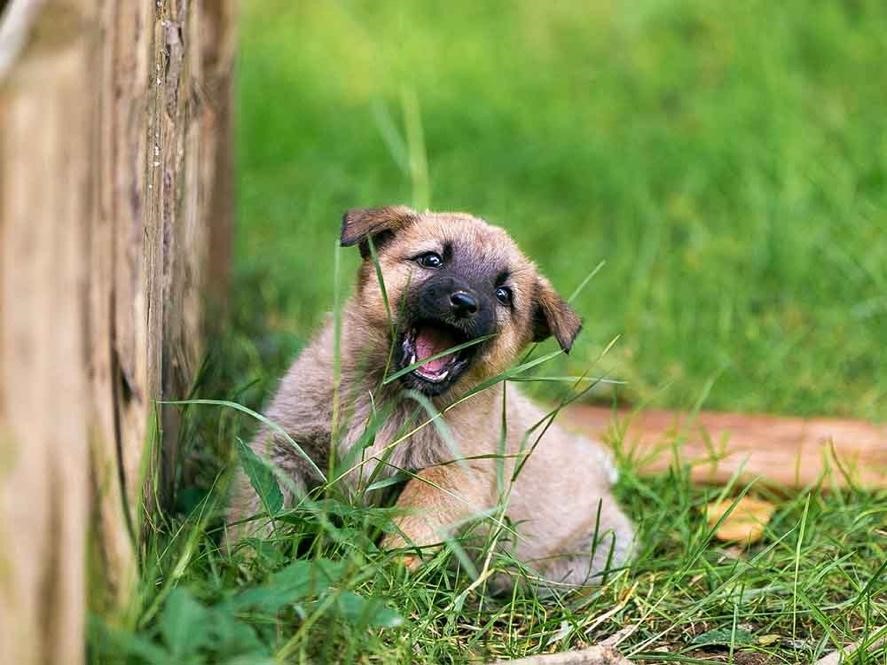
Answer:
[
  {"left": 383, "top": 531, "right": 439, "bottom": 572},
  {"left": 394, "top": 553, "right": 422, "bottom": 571},
  {"left": 381, "top": 532, "right": 420, "bottom": 570}
]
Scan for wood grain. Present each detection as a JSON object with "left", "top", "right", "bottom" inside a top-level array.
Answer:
[
  {"left": 564, "top": 406, "right": 886, "bottom": 489},
  {"left": 0, "top": 1, "right": 234, "bottom": 661}
]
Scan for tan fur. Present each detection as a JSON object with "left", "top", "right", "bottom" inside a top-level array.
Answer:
[{"left": 229, "top": 207, "right": 634, "bottom": 590}]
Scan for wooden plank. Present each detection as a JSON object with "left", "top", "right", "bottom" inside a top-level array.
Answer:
[
  {"left": 0, "top": 0, "right": 234, "bottom": 659},
  {"left": 0, "top": 3, "right": 95, "bottom": 661},
  {"left": 564, "top": 406, "right": 887, "bottom": 489}
]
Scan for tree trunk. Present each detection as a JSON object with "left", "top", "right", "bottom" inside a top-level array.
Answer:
[{"left": 0, "top": 1, "right": 234, "bottom": 662}]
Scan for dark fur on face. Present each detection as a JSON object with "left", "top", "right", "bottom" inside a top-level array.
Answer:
[{"left": 341, "top": 206, "right": 582, "bottom": 398}]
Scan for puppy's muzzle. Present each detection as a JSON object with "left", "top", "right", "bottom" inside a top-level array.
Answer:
[
  {"left": 417, "top": 276, "right": 494, "bottom": 337},
  {"left": 395, "top": 276, "right": 495, "bottom": 395}
]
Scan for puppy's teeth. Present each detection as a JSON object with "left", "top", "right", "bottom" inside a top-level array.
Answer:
[{"left": 409, "top": 353, "right": 416, "bottom": 365}]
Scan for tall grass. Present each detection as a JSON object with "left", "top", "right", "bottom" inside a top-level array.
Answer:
[{"left": 88, "top": 406, "right": 887, "bottom": 662}]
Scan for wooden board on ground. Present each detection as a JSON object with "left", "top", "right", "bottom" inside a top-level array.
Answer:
[{"left": 564, "top": 406, "right": 887, "bottom": 490}]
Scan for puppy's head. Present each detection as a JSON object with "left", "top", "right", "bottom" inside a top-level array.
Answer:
[{"left": 341, "top": 206, "right": 581, "bottom": 397}]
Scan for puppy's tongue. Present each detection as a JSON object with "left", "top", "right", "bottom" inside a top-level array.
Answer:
[{"left": 414, "top": 326, "right": 457, "bottom": 374}]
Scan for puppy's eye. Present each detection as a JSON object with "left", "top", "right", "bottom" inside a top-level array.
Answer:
[
  {"left": 416, "top": 252, "right": 443, "bottom": 269},
  {"left": 495, "top": 286, "right": 513, "bottom": 306}
]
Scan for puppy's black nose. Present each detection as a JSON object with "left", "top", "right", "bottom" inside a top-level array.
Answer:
[{"left": 450, "top": 291, "right": 479, "bottom": 317}]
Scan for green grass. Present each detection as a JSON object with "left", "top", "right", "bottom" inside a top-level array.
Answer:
[
  {"left": 89, "top": 345, "right": 887, "bottom": 662},
  {"left": 88, "top": 1, "right": 886, "bottom": 662},
  {"left": 86, "top": 289, "right": 885, "bottom": 664},
  {"left": 237, "top": 0, "right": 885, "bottom": 419}
]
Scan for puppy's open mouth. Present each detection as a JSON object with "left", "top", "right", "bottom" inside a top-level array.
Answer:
[{"left": 398, "top": 321, "right": 478, "bottom": 393}]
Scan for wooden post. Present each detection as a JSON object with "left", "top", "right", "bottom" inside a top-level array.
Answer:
[{"left": 0, "top": 1, "right": 234, "bottom": 662}]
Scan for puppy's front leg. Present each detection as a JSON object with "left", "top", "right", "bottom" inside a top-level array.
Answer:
[{"left": 382, "top": 463, "right": 495, "bottom": 566}]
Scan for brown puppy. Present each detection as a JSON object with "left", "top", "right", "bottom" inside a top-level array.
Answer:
[{"left": 229, "top": 206, "right": 634, "bottom": 589}]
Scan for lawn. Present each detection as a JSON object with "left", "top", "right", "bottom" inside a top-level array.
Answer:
[
  {"left": 89, "top": 1, "right": 885, "bottom": 662},
  {"left": 236, "top": 0, "right": 885, "bottom": 419}
]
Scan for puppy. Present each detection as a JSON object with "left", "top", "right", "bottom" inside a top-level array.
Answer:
[{"left": 229, "top": 206, "right": 634, "bottom": 589}]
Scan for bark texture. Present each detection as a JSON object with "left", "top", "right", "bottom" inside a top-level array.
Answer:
[{"left": 0, "top": 1, "right": 234, "bottom": 662}]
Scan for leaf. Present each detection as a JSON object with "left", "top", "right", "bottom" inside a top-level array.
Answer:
[
  {"left": 706, "top": 496, "right": 776, "bottom": 545},
  {"left": 365, "top": 472, "right": 410, "bottom": 493},
  {"left": 160, "top": 588, "right": 213, "bottom": 659},
  {"left": 220, "top": 657, "right": 276, "bottom": 665},
  {"left": 232, "top": 559, "right": 346, "bottom": 612},
  {"left": 332, "top": 591, "right": 403, "bottom": 629},
  {"left": 209, "top": 612, "right": 267, "bottom": 659},
  {"left": 236, "top": 438, "right": 284, "bottom": 516},
  {"left": 692, "top": 627, "right": 755, "bottom": 646},
  {"left": 230, "top": 560, "right": 401, "bottom": 631},
  {"left": 88, "top": 615, "right": 171, "bottom": 665}
]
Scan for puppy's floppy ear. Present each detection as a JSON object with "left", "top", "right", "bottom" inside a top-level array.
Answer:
[
  {"left": 532, "top": 276, "right": 582, "bottom": 353},
  {"left": 340, "top": 205, "right": 418, "bottom": 259}
]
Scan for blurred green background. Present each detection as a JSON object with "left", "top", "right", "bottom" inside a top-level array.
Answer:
[{"left": 235, "top": 0, "right": 885, "bottom": 419}]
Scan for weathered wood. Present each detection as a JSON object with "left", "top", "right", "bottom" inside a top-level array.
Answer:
[
  {"left": 0, "top": 7, "right": 92, "bottom": 659},
  {"left": 0, "top": 0, "right": 234, "bottom": 661},
  {"left": 565, "top": 406, "right": 887, "bottom": 489}
]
